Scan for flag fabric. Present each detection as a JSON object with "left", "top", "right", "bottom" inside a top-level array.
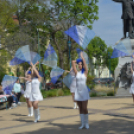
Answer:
[
  {"left": 63, "top": 69, "right": 75, "bottom": 89},
  {"left": 1, "top": 75, "right": 18, "bottom": 95},
  {"left": 50, "top": 67, "right": 65, "bottom": 84},
  {"left": 10, "top": 45, "right": 31, "bottom": 65},
  {"left": 65, "top": 25, "right": 95, "bottom": 49},
  {"left": 30, "top": 51, "right": 41, "bottom": 65},
  {"left": 111, "top": 38, "right": 132, "bottom": 58},
  {"left": 111, "top": 48, "right": 128, "bottom": 58},
  {"left": 42, "top": 44, "right": 58, "bottom": 68}
]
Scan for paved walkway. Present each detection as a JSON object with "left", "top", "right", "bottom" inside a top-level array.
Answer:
[
  {"left": 116, "top": 88, "right": 131, "bottom": 96},
  {"left": 1, "top": 96, "right": 134, "bottom": 134}
]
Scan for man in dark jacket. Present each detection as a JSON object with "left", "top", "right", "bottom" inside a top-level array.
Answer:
[{"left": 113, "top": 0, "right": 134, "bottom": 39}]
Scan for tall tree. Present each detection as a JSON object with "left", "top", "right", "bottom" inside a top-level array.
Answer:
[
  {"left": 87, "top": 36, "right": 107, "bottom": 77},
  {"left": 105, "top": 47, "right": 118, "bottom": 77}
]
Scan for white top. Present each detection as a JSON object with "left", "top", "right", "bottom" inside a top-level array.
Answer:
[
  {"left": 75, "top": 71, "right": 89, "bottom": 101},
  {"left": 30, "top": 78, "right": 43, "bottom": 101}
]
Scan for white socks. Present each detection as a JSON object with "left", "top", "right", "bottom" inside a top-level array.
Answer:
[
  {"left": 74, "top": 102, "right": 78, "bottom": 109},
  {"left": 34, "top": 108, "right": 40, "bottom": 123},
  {"left": 28, "top": 107, "right": 33, "bottom": 117},
  {"left": 79, "top": 114, "right": 89, "bottom": 129}
]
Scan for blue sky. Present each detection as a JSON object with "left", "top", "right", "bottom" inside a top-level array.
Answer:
[{"left": 93, "top": 0, "right": 123, "bottom": 47}]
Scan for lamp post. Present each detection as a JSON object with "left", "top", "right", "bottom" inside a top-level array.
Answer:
[
  {"left": 68, "top": 40, "right": 71, "bottom": 68},
  {"left": 108, "top": 52, "right": 111, "bottom": 78},
  {"left": 68, "top": 19, "right": 71, "bottom": 68},
  {"left": 37, "top": 28, "right": 41, "bottom": 71}
]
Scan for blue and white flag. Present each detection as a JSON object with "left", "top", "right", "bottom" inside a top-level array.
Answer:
[
  {"left": 42, "top": 44, "right": 58, "bottom": 68},
  {"left": 65, "top": 25, "right": 95, "bottom": 49}
]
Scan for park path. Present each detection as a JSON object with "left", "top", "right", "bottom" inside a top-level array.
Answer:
[{"left": 0, "top": 96, "right": 134, "bottom": 134}]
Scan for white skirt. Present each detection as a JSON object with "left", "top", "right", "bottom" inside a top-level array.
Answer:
[
  {"left": 130, "top": 83, "right": 134, "bottom": 94},
  {"left": 70, "top": 79, "right": 76, "bottom": 93},
  {"left": 75, "top": 86, "right": 90, "bottom": 101},
  {"left": 24, "top": 90, "right": 31, "bottom": 99},
  {"left": 30, "top": 89, "right": 43, "bottom": 102}
]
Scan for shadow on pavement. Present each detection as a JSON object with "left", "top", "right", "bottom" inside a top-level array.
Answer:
[{"left": 14, "top": 119, "right": 134, "bottom": 134}]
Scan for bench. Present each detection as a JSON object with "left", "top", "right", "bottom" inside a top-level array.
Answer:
[{"left": 0, "top": 95, "right": 9, "bottom": 110}]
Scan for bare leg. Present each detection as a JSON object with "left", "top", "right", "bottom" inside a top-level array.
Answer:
[
  {"left": 77, "top": 101, "right": 83, "bottom": 114},
  {"left": 27, "top": 99, "right": 32, "bottom": 108},
  {"left": 81, "top": 100, "right": 88, "bottom": 114},
  {"left": 32, "top": 101, "right": 39, "bottom": 109}
]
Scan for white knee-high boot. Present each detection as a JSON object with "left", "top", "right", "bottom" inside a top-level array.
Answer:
[
  {"left": 28, "top": 108, "right": 31, "bottom": 116},
  {"left": 30, "top": 107, "right": 33, "bottom": 116},
  {"left": 28, "top": 107, "right": 33, "bottom": 116},
  {"left": 34, "top": 109, "right": 38, "bottom": 123},
  {"left": 79, "top": 114, "right": 84, "bottom": 129},
  {"left": 37, "top": 108, "right": 40, "bottom": 121},
  {"left": 74, "top": 102, "right": 77, "bottom": 109},
  {"left": 84, "top": 114, "right": 89, "bottom": 129}
]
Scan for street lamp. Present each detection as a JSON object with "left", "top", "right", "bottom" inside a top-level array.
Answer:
[
  {"left": 108, "top": 52, "right": 111, "bottom": 78},
  {"left": 67, "top": 40, "right": 71, "bottom": 68},
  {"left": 68, "top": 18, "right": 71, "bottom": 68},
  {"left": 37, "top": 28, "right": 41, "bottom": 71}
]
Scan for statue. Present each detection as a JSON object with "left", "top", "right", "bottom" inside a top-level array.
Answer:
[{"left": 112, "top": 0, "right": 134, "bottom": 39}]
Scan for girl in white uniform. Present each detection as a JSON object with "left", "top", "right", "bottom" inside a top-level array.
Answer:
[
  {"left": 72, "top": 52, "right": 89, "bottom": 129},
  {"left": 130, "top": 56, "right": 134, "bottom": 102},
  {"left": 66, "top": 67, "right": 78, "bottom": 109},
  {"left": 19, "top": 67, "right": 33, "bottom": 117},
  {"left": 30, "top": 62, "right": 43, "bottom": 123}
]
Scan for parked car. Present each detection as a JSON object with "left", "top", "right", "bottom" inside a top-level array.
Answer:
[
  {"left": 93, "top": 77, "right": 114, "bottom": 84},
  {"left": 45, "top": 80, "right": 62, "bottom": 90}
]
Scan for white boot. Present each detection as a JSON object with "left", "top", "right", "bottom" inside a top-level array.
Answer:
[
  {"left": 74, "top": 102, "right": 77, "bottom": 109},
  {"left": 79, "top": 114, "right": 84, "bottom": 129},
  {"left": 30, "top": 107, "right": 33, "bottom": 116},
  {"left": 37, "top": 108, "right": 40, "bottom": 121},
  {"left": 84, "top": 114, "right": 89, "bottom": 129},
  {"left": 27, "top": 108, "right": 31, "bottom": 116},
  {"left": 34, "top": 109, "right": 38, "bottom": 123}
]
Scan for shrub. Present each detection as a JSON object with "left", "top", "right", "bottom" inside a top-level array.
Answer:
[
  {"left": 20, "top": 96, "right": 26, "bottom": 102},
  {"left": 107, "top": 91, "right": 114, "bottom": 96},
  {"left": 63, "top": 89, "right": 71, "bottom": 96},
  {"left": 57, "top": 89, "right": 64, "bottom": 96},
  {"left": 90, "top": 92, "right": 97, "bottom": 97}
]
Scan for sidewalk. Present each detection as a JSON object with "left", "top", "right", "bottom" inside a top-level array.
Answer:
[{"left": 0, "top": 96, "right": 134, "bottom": 134}]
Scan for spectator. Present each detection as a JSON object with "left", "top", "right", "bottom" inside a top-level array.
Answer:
[{"left": 12, "top": 79, "right": 21, "bottom": 104}]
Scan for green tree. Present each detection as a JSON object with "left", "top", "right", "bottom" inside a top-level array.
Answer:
[
  {"left": 105, "top": 47, "right": 118, "bottom": 77},
  {"left": 87, "top": 36, "right": 107, "bottom": 77}
]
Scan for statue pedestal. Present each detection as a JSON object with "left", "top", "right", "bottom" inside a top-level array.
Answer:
[{"left": 114, "top": 39, "right": 134, "bottom": 96}]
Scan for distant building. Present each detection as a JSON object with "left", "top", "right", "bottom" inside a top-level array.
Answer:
[{"left": 90, "top": 57, "right": 111, "bottom": 78}]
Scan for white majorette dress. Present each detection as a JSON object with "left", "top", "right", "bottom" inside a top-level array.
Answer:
[
  {"left": 30, "top": 78, "right": 43, "bottom": 101},
  {"left": 70, "top": 69, "right": 76, "bottom": 93},
  {"left": 24, "top": 81, "right": 31, "bottom": 98},
  {"left": 130, "top": 72, "right": 134, "bottom": 94},
  {"left": 75, "top": 71, "right": 90, "bottom": 101}
]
